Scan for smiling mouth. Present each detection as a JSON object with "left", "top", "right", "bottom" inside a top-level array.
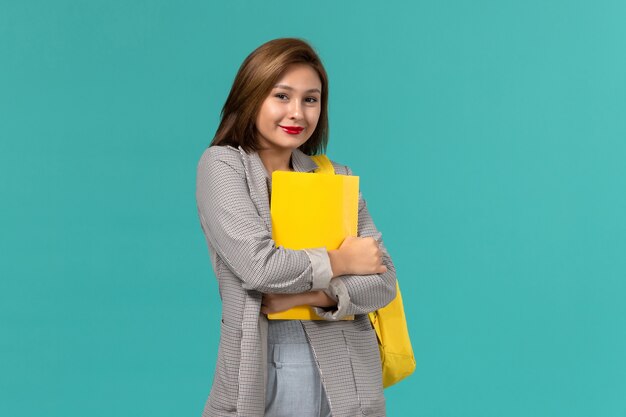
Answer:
[{"left": 280, "top": 125, "right": 305, "bottom": 135}]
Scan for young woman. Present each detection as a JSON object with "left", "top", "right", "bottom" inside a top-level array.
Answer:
[{"left": 196, "top": 38, "right": 397, "bottom": 417}]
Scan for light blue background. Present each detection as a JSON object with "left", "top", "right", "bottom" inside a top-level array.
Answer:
[{"left": 1, "top": 1, "right": 625, "bottom": 416}]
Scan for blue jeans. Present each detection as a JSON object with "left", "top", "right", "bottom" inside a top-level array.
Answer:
[{"left": 265, "top": 343, "right": 332, "bottom": 417}]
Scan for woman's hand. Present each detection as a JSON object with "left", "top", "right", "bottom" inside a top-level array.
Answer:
[
  {"left": 328, "top": 236, "right": 388, "bottom": 277},
  {"left": 261, "top": 291, "right": 337, "bottom": 314}
]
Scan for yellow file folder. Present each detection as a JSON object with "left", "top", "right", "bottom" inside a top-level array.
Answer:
[{"left": 267, "top": 170, "right": 359, "bottom": 320}]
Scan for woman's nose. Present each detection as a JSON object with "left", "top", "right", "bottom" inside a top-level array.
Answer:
[{"left": 288, "top": 101, "right": 302, "bottom": 120}]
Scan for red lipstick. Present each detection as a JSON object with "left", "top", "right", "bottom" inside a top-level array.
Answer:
[{"left": 280, "top": 125, "right": 304, "bottom": 135}]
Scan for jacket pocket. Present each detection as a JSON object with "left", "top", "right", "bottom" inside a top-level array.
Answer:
[
  {"left": 343, "top": 328, "right": 386, "bottom": 416},
  {"left": 209, "top": 320, "right": 243, "bottom": 412}
]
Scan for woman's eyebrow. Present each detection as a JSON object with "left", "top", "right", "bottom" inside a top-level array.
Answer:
[{"left": 273, "top": 84, "right": 321, "bottom": 94}]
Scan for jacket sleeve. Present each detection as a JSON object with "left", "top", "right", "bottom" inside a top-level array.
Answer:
[
  {"left": 313, "top": 166, "right": 397, "bottom": 320},
  {"left": 196, "top": 148, "right": 332, "bottom": 294}
]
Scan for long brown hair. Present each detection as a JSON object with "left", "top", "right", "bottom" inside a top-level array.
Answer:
[{"left": 210, "top": 38, "right": 329, "bottom": 155}]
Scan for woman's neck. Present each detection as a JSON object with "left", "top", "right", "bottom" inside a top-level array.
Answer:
[{"left": 258, "top": 148, "right": 294, "bottom": 174}]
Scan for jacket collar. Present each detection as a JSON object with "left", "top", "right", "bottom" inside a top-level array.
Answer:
[
  {"left": 234, "top": 145, "right": 321, "bottom": 231},
  {"left": 245, "top": 146, "right": 319, "bottom": 179},
  {"left": 291, "top": 147, "right": 319, "bottom": 173}
]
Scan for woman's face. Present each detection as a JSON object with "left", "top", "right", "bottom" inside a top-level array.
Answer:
[{"left": 255, "top": 64, "right": 322, "bottom": 153}]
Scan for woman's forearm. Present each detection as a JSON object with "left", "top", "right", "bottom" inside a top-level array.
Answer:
[
  {"left": 261, "top": 290, "right": 337, "bottom": 314},
  {"left": 305, "top": 290, "right": 337, "bottom": 308}
]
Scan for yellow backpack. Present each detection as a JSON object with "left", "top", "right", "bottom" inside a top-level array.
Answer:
[{"left": 311, "top": 155, "right": 416, "bottom": 388}]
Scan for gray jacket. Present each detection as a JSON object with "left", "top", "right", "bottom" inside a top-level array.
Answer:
[{"left": 196, "top": 145, "right": 397, "bottom": 416}]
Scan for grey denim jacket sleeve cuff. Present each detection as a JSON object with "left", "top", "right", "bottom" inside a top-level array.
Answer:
[
  {"left": 313, "top": 279, "right": 352, "bottom": 321},
  {"left": 303, "top": 248, "right": 333, "bottom": 291}
]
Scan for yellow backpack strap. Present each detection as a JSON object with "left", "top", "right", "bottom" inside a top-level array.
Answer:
[{"left": 310, "top": 154, "right": 335, "bottom": 174}]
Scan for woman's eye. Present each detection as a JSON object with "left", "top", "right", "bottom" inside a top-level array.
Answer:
[
  {"left": 275, "top": 93, "right": 288, "bottom": 100},
  {"left": 305, "top": 97, "right": 318, "bottom": 103}
]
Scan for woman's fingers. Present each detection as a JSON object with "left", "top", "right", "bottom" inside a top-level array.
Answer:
[
  {"left": 334, "top": 235, "right": 387, "bottom": 276},
  {"left": 261, "top": 293, "right": 305, "bottom": 314}
]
